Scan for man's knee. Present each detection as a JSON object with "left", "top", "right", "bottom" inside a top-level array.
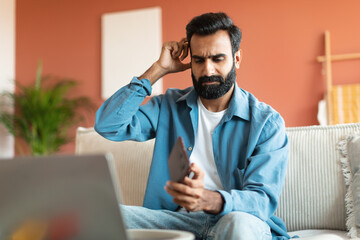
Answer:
[
  {"left": 214, "top": 212, "right": 271, "bottom": 240},
  {"left": 119, "top": 205, "right": 150, "bottom": 229},
  {"left": 222, "top": 211, "right": 261, "bottom": 226}
]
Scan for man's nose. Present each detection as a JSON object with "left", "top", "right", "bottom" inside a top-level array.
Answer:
[{"left": 203, "top": 59, "right": 215, "bottom": 76}]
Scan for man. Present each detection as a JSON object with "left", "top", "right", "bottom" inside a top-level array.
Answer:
[{"left": 95, "top": 12, "right": 290, "bottom": 240}]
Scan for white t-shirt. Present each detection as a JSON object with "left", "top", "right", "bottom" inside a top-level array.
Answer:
[{"left": 189, "top": 98, "right": 226, "bottom": 191}]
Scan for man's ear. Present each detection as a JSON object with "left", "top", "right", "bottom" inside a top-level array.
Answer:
[{"left": 234, "top": 49, "right": 242, "bottom": 69}]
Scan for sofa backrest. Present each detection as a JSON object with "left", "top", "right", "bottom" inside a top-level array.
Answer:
[
  {"left": 75, "top": 127, "right": 154, "bottom": 207},
  {"left": 276, "top": 123, "right": 360, "bottom": 232},
  {"left": 75, "top": 123, "right": 360, "bottom": 232}
]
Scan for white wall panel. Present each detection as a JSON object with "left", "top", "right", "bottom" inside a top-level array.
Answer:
[
  {"left": 101, "top": 7, "right": 162, "bottom": 99},
  {"left": 0, "top": 0, "right": 15, "bottom": 158}
]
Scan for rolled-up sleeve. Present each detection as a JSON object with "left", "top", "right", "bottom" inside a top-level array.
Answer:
[{"left": 95, "top": 77, "right": 162, "bottom": 142}]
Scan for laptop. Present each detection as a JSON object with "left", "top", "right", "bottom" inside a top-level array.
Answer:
[{"left": 0, "top": 154, "right": 128, "bottom": 240}]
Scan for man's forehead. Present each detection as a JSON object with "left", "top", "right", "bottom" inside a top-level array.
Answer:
[
  {"left": 190, "top": 48, "right": 230, "bottom": 58},
  {"left": 189, "top": 30, "right": 232, "bottom": 56}
]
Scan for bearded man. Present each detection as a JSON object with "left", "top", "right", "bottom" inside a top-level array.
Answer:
[{"left": 95, "top": 12, "right": 290, "bottom": 240}]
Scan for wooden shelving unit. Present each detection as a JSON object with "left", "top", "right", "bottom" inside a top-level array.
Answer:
[{"left": 317, "top": 31, "right": 360, "bottom": 125}]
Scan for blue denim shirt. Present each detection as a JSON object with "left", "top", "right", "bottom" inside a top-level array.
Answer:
[{"left": 95, "top": 77, "right": 290, "bottom": 239}]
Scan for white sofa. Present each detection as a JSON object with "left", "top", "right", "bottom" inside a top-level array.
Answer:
[{"left": 75, "top": 123, "right": 360, "bottom": 240}]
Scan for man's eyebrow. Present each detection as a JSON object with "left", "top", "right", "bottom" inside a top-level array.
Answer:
[{"left": 191, "top": 53, "right": 227, "bottom": 59}]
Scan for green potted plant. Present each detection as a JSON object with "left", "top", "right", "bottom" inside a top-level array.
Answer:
[{"left": 0, "top": 62, "right": 93, "bottom": 155}]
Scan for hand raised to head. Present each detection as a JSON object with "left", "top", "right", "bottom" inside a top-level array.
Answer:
[
  {"left": 139, "top": 38, "right": 191, "bottom": 84},
  {"left": 156, "top": 38, "right": 191, "bottom": 74}
]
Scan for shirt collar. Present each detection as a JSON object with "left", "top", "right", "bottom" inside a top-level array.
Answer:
[
  {"left": 176, "top": 83, "right": 250, "bottom": 121},
  {"left": 176, "top": 87, "right": 197, "bottom": 108},
  {"left": 227, "top": 82, "right": 250, "bottom": 121}
]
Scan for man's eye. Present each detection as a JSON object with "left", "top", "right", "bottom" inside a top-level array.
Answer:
[
  {"left": 213, "top": 57, "right": 224, "bottom": 62},
  {"left": 193, "top": 59, "right": 204, "bottom": 64}
]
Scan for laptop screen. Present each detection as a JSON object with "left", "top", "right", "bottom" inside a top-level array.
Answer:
[{"left": 0, "top": 154, "right": 127, "bottom": 240}]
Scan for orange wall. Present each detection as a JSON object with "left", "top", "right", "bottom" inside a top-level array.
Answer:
[{"left": 16, "top": 0, "right": 360, "bottom": 154}]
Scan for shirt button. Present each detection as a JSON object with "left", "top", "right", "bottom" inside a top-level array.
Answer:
[{"left": 188, "top": 146, "right": 193, "bottom": 151}]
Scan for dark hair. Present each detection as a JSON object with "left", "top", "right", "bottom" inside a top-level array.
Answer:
[{"left": 186, "top": 12, "right": 242, "bottom": 55}]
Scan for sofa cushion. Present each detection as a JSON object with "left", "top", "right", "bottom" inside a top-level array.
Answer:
[
  {"left": 275, "top": 123, "right": 360, "bottom": 232},
  {"left": 288, "top": 229, "right": 349, "bottom": 239},
  {"left": 338, "top": 133, "right": 360, "bottom": 238}
]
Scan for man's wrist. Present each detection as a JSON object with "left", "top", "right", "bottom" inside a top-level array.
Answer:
[
  {"left": 139, "top": 62, "right": 167, "bottom": 85},
  {"left": 203, "top": 190, "right": 224, "bottom": 215}
]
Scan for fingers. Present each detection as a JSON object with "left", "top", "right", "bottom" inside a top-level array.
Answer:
[
  {"left": 183, "top": 176, "right": 203, "bottom": 188},
  {"left": 173, "top": 196, "right": 199, "bottom": 212},
  {"left": 182, "top": 163, "right": 204, "bottom": 188},
  {"left": 170, "top": 42, "right": 180, "bottom": 58},
  {"left": 189, "top": 163, "right": 204, "bottom": 181},
  {"left": 157, "top": 38, "right": 190, "bottom": 74},
  {"left": 165, "top": 181, "right": 201, "bottom": 197},
  {"left": 164, "top": 182, "right": 203, "bottom": 212},
  {"left": 168, "top": 38, "right": 189, "bottom": 61},
  {"left": 179, "top": 38, "right": 189, "bottom": 61}
]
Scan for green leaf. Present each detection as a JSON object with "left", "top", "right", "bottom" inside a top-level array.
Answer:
[{"left": 0, "top": 62, "right": 94, "bottom": 156}]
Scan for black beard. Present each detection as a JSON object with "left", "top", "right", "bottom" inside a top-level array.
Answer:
[{"left": 192, "top": 64, "right": 236, "bottom": 99}]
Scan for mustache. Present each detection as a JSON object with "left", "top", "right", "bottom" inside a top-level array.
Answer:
[{"left": 197, "top": 75, "right": 225, "bottom": 84}]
